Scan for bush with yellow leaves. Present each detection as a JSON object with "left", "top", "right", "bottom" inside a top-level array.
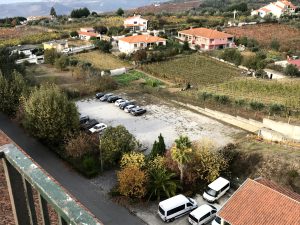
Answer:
[{"left": 120, "top": 152, "right": 145, "bottom": 169}]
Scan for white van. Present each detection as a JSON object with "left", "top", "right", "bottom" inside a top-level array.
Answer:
[
  {"left": 188, "top": 204, "right": 217, "bottom": 225},
  {"left": 203, "top": 177, "right": 230, "bottom": 203},
  {"left": 158, "top": 194, "right": 198, "bottom": 222}
]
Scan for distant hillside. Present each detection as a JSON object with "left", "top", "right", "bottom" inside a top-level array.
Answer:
[
  {"left": 127, "top": 0, "right": 201, "bottom": 14},
  {"left": 0, "top": 0, "right": 169, "bottom": 18}
]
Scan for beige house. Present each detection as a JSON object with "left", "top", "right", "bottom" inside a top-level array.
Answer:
[
  {"left": 118, "top": 35, "right": 166, "bottom": 54},
  {"left": 124, "top": 15, "right": 148, "bottom": 32},
  {"left": 43, "top": 40, "right": 68, "bottom": 53}
]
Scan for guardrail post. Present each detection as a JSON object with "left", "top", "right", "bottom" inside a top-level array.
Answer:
[
  {"left": 38, "top": 194, "right": 51, "bottom": 225},
  {"left": 23, "top": 178, "right": 38, "bottom": 225},
  {"left": 2, "top": 158, "right": 32, "bottom": 225},
  {"left": 59, "top": 215, "right": 69, "bottom": 225}
]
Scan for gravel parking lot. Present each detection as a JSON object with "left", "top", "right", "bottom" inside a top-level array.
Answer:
[{"left": 76, "top": 98, "right": 242, "bottom": 152}]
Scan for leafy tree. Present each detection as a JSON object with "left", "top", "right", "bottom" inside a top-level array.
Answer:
[
  {"left": 70, "top": 7, "right": 90, "bottom": 18},
  {"left": 148, "top": 168, "right": 178, "bottom": 201},
  {"left": 182, "top": 41, "right": 190, "bottom": 51},
  {"left": 55, "top": 55, "right": 69, "bottom": 71},
  {"left": 94, "top": 40, "right": 112, "bottom": 53},
  {"left": 132, "top": 49, "right": 147, "bottom": 63},
  {"left": 0, "top": 47, "right": 24, "bottom": 79},
  {"left": 150, "top": 133, "right": 166, "bottom": 158},
  {"left": 285, "top": 64, "right": 299, "bottom": 77},
  {"left": 0, "top": 71, "right": 25, "bottom": 116},
  {"left": 50, "top": 7, "right": 57, "bottom": 17},
  {"left": 120, "top": 152, "right": 145, "bottom": 169},
  {"left": 116, "top": 8, "right": 124, "bottom": 16},
  {"left": 23, "top": 84, "right": 79, "bottom": 145},
  {"left": 100, "top": 125, "right": 136, "bottom": 169},
  {"left": 270, "top": 39, "right": 280, "bottom": 51},
  {"left": 94, "top": 26, "right": 108, "bottom": 34},
  {"left": 70, "top": 31, "right": 78, "bottom": 37},
  {"left": 118, "top": 165, "right": 148, "bottom": 199},
  {"left": 221, "top": 48, "right": 243, "bottom": 66},
  {"left": 65, "top": 132, "right": 98, "bottom": 158},
  {"left": 44, "top": 49, "right": 60, "bottom": 65},
  {"left": 171, "top": 136, "right": 192, "bottom": 183}
]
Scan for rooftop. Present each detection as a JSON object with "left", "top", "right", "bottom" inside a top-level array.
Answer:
[
  {"left": 43, "top": 40, "right": 67, "bottom": 45},
  {"left": 218, "top": 178, "right": 300, "bottom": 225},
  {"left": 179, "top": 28, "right": 233, "bottom": 39},
  {"left": 119, "top": 35, "right": 166, "bottom": 43},
  {"left": 78, "top": 31, "right": 100, "bottom": 37}
]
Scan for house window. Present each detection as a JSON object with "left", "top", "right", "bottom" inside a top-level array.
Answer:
[
  {"left": 140, "top": 43, "right": 143, "bottom": 47},
  {"left": 143, "top": 22, "right": 146, "bottom": 24},
  {"left": 134, "top": 21, "right": 137, "bottom": 24},
  {"left": 134, "top": 44, "right": 137, "bottom": 48}
]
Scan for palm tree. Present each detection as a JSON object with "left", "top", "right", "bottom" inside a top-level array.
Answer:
[
  {"left": 148, "top": 169, "right": 179, "bottom": 201},
  {"left": 171, "top": 136, "right": 192, "bottom": 183}
]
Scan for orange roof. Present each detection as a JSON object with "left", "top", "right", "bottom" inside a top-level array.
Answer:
[
  {"left": 280, "top": 0, "right": 297, "bottom": 9},
  {"left": 179, "top": 28, "right": 233, "bottom": 39},
  {"left": 260, "top": 7, "right": 272, "bottom": 12},
  {"left": 119, "top": 35, "right": 166, "bottom": 43},
  {"left": 218, "top": 178, "right": 300, "bottom": 225},
  {"left": 78, "top": 31, "right": 100, "bottom": 37}
]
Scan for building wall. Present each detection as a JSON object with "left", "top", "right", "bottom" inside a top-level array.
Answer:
[
  {"left": 118, "top": 40, "right": 166, "bottom": 54},
  {"left": 124, "top": 17, "right": 148, "bottom": 31}
]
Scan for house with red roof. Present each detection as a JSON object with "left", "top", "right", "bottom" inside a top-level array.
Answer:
[
  {"left": 216, "top": 178, "right": 300, "bottom": 225},
  {"left": 124, "top": 15, "right": 148, "bottom": 32},
  {"left": 288, "top": 57, "right": 300, "bottom": 70},
  {"left": 78, "top": 28, "right": 101, "bottom": 41},
  {"left": 118, "top": 35, "right": 166, "bottom": 54},
  {"left": 178, "top": 28, "right": 234, "bottom": 50},
  {"left": 251, "top": 0, "right": 297, "bottom": 18}
]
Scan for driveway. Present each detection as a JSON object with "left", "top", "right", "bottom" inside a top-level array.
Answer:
[{"left": 0, "top": 113, "right": 145, "bottom": 225}]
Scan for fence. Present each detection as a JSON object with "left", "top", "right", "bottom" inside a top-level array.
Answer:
[{"left": 0, "top": 143, "right": 102, "bottom": 225}]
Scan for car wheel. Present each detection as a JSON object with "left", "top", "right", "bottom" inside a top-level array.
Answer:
[{"left": 170, "top": 218, "right": 175, "bottom": 222}]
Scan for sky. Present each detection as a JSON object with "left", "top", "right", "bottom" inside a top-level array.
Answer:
[{"left": 0, "top": 0, "right": 46, "bottom": 3}]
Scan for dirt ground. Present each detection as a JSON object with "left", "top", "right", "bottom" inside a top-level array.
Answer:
[{"left": 76, "top": 97, "right": 244, "bottom": 152}]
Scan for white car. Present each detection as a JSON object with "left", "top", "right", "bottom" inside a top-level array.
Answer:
[
  {"left": 115, "top": 99, "right": 126, "bottom": 106},
  {"left": 188, "top": 204, "right": 217, "bottom": 225},
  {"left": 89, "top": 123, "right": 107, "bottom": 134},
  {"left": 124, "top": 105, "right": 136, "bottom": 113}
]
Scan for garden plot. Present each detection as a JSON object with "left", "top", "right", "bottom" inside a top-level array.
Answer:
[{"left": 76, "top": 99, "right": 243, "bottom": 151}]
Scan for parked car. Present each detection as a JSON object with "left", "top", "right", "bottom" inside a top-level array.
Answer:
[
  {"left": 119, "top": 101, "right": 135, "bottom": 110},
  {"left": 81, "top": 119, "right": 99, "bottom": 130},
  {"left": 95, "top": 92, "right": 105, "bottom": 99},
  {"left": 107, "top": 96, "right": 122, "bottom": 103},
  {"left": 203, "top": 177, "right": 230, "bottom": 203},
  {"left": 100, "top": 93, "right": 113, "bottom": 102},
  {"left": 115, "top": 99, "right": 126, "bottom": 106},
  {"left": 131, "top": 108, "right": 146, "bottom": 116},
  {"left": 188, "top": 204, "right": 217, "bottom": 225},
  {"left": 124, "top": 104, "right": 136, "bottom": 113},
  {"left": 158, "top": 194, "right": 198, "bottom": 222},
  {"left": 89, "top": 123, "right": 107, "bottom": 134},
  {"left": 79, "top": 115, "right": 89, "bottom": 124},
  {"left": 211, "top": 216, "right": 222, "bottom": 225}
]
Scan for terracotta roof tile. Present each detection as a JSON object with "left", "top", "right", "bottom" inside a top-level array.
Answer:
[
  {"left": 119, "top": 35, "right": 166, "bottom": 43},
  {"left": 78, "top": 31, "right": 100, "bottom": 37},
  {"left": 179, "top": 28, "right": 233, "bottom": 39},
  {"left": 218, "top": 178, "right": 300, "bottom": 225}
]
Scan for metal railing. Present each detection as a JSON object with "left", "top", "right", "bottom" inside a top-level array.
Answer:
[{"left": 0, "top": 143, "right": 102, "bottom": 225}]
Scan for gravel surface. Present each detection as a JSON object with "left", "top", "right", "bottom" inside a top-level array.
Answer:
[{"left": 76, "top": 98, "right": 243, "bottom": 153}]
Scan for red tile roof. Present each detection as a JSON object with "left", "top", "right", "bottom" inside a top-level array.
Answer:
[
  {"left": 218, "top": 178, "right": 300, "bottom": 225},
  {"left": 78, "top": 31, "right": 100, "bottom": 37},
  {"left": 288, "top": 59, "right": 300, "bottom": 69},
  {"left": 261, "top": 7, "right": 272, "bottom": 12},
  {"left": 280, "top": 0, "right": 297, "bottom": 9},
  {"left": 119, "top": 35, "right": 166, "bottom": 43},
  {"left": 179, "top": 28, "right": 233, "bottom": 39}
]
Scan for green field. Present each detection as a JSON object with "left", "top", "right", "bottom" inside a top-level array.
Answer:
[
  {"left": 73, "top": 51, "right": 130, "bottom": 70},
  {"left": 141, "top": 54, "right": 241, "bottom": 86}
]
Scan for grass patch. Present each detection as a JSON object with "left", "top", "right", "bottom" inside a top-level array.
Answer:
[
  {"left": 141, "top": 54, "right": 240, "bottom": 87},
  {"left": 73, "top": 51, "right": 130, "bottom": 70}
]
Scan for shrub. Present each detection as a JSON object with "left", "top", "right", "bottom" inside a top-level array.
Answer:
[
  {"left": 91, "top": 76, "right": 118, "bottom": 92},
  {"left": 54, "top": 55, "right": 69, "bottom": 71},
  {"left": 118, "top": 165, "right": 148, "bottom": 199},
  {"left": 95, "top": 40, "right": 112, "bottom": 53},
  {"left": 199, "top": 92, "right": 213, "bottom": 101},
  {"left": 250, "top": 101, "right": 265, "bottom": 111},
  {"left": 82, "top": 155, "right": 100, "bottom": 177},
  {"left": 235, "top": 99, "right": 246, "bottom": 107},
  {"left": 269, "top": 103, "right": 285, "bottom": 115},
  {"left": 220, "top": 48, "right": 243, "bottom": 66},
  {"left": 285, "top": 64, "right": 299, "bottom": 77},
  {"left": 120, "top": 152, "right": 145, "bottom": 169},
  {"left": 218, "top": 95, "right": 230, "bottom": 105},
  {"left": 150, "top": 133, "right": 166, "bottom": 158}
]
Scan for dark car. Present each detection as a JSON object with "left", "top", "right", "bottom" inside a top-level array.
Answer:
[
  {"left": 80, "top": 119, "right": 99, "bottom": 130},
  {"left": 131, "top": 108, "right": 146, "bottom": 116},
  {"left": 79, "top": 115, "right": 89, "bottom": 124},
  {"left": 107, "top": 96, "right": 122, "bottom": 103},
  {"left": 95, "top": 92, "right": 105, "bottom": 99},
  {"left": 119, "top": 101, "right": 135, "bottom": 110},
  {"left": 100, "top": 93, "right": 113, "bottom": 102}
]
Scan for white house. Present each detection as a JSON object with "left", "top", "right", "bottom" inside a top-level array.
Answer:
[
  {"left": 78, "top": 27, "right": 101, "bottom": 41},
  {"left": 118, "top": 35, "right": 166, "bottom": 54},
  {"left": 251, "top": 0, "right": 297, "bottom": 18},
  {"left": 124, "top": 15, "right": 148, "bottom": 32},
  {"left": 11, "top": 45, "right": 44, "bottom": 65}
]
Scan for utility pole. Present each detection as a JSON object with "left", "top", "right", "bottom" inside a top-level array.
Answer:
[{"left": 233, "top": 10, "right": 237, "bottom": 21}]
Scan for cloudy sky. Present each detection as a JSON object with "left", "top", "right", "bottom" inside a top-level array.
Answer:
[{"left": 0, "top": 0, "right": 45, "bottom": 3}]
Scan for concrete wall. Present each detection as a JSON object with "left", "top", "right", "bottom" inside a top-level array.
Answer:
[{"left": 263, "top": 119, "right": 300, "bottom": 141}]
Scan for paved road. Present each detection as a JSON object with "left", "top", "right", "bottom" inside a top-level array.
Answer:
[{"left": 0, "top": 114, "right": 145, "bottom": 225}]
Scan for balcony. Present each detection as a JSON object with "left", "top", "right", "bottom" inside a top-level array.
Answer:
[{"left": 0, "top": 143, "right": 102, "bottom": 225}]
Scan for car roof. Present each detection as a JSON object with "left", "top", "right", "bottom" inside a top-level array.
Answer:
[
  {"left": 159, "top": 194, "right": 189, "bottom": 210},
  {"left": 208, "top": 177, "right": 229, "bottom": 191},
  {"left": 190, "top": 204, "right": 214, "bottom": 220}
]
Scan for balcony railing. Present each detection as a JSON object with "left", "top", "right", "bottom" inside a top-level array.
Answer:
[{"left": 0, "top": 143, "right": 102, "bottom": 225}]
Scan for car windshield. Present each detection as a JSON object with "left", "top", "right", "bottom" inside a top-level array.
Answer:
[
  {"left": 186, "top": 197, "right": 193, "bottom": 204},
  {"left": 206, "top": 187, "right": 217, "bottom": 197},
  {"left": 189, "top": 214, "right": 198, "bottom": 223},
  {"left": 158, "top": 206, "right": 165, "bottom": 216},
  {"left": 215, "top": 216, "right": 221, "bottom": 224}
]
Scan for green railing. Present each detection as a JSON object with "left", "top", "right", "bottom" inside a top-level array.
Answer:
[{"left": 0, "top": 143, "right": 102, "bottom": 225}]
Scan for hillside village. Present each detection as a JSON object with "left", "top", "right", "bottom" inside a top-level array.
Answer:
[{"left": 0, "top": 0, "right": 300, "bottom": 225}]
